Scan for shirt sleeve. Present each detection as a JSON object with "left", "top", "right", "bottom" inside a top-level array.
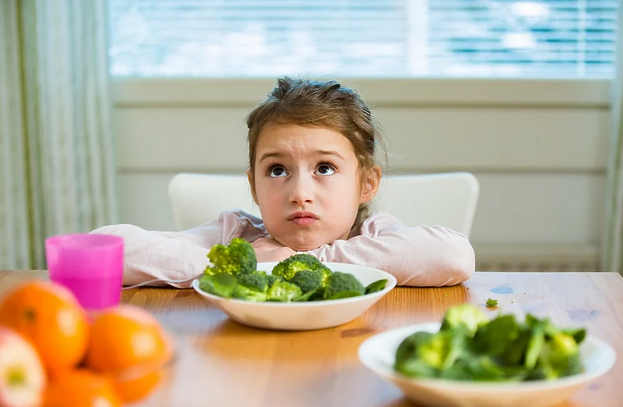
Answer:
[
  {"left": 307, "top": 212, "right": 475, "bottom": 287},
  {"left": 89, "top": 210, "right": 267, "bottom": 288}
]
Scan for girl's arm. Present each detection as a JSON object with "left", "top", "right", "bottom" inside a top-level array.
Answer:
[
  {"left": 90, "top": 210, "right": 266, "bottom": 287},
  {"left": 308, "top": 212, "right": 475, "bottom": 287}
]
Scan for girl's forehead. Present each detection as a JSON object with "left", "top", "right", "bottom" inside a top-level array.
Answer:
[{"left": 257, "top": 123, "right": 353, "bottom": 151}]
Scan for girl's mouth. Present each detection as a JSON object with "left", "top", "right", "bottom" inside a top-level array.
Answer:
[
  {"left": 290, "top": 217, "right": 317, "bottom": 226},
  {"left": 288, "top": 211, "right": 319, "bottom": 226}
]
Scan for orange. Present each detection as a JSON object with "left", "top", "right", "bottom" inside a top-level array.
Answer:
[
  {"left": 85, "top": 305, "right": 172, "bottom": 402},
  {"left": 42, "top": 369, "right": 122, "bottom": 407},
  {"left": 0, "top": 281, "right": 89, "bottom": 376},
  {"left": 113, "top": 368, "right": 165, "bottom": 403}
]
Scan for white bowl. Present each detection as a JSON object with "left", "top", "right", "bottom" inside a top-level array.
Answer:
[
  {"left": 358, "top": 322, "right": 616, "bottom": 407},
  {"left": 192, "top": 261, "right": 397, "bottom": 330}
]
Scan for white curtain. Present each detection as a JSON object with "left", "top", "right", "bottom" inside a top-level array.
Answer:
[
  {"left": 603, "top": 4, "right": 623, "bottom": 274},
  {"left": 0, "top": 0, "right": 117, "bottom": 270}
]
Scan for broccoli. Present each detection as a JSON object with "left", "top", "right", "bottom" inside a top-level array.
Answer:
[
  {"left": 440, "top": 304, "right": 488, "bottom": 337},
  {"left": 233, "top": 284, "right": 268, "bottom": 302},
  {"left": 293, "top": 289, "right": 318, "bottom": 302},
  {"left": 289, "top": 269, "right": 323, "bottom": 293},
  {"left": 266, "top": 274, "right": 280, "bottom": 287},
  {"left": 485, "top": 298, "right": 498, "bottom": 308},
  {"left": 271, "top": 254, "right": 332, "bottom": 282},
  {"left": 267, "top": 280, "right": 302, "bottom": 302},
  {"left": 323, "top": 271, "right": 365, "bottom": 300},
  {"left": 238, "top": 271, "right": 270, "bottom": 292},
  {"left": 198, "top": 273, "right": 238, "bottom": 298},
  {"left": 232, "top": 271, "right": 270, "bottom": 302},
  {"left": 204, "top": 238, "right": 257, "bottom": 277},
  {"left": 233, "top": 286, "right": 268, "bottom": 302}
]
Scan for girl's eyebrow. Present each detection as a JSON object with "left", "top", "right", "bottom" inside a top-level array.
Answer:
[
  {"left": 258, "top": 152, "right": 284, "bottom": 163},
  {"left": 258, "top": 150, "right": 345, "bottom": 163},
  {"left": 315, "top": 150, "right": 345, "bottom": 161}
]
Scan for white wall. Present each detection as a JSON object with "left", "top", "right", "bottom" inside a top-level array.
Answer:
[{"left": 113, "top": 78, "right": 610, "bottom": 271}]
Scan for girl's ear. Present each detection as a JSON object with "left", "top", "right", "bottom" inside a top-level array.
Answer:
[
  {"left": 247, "top": 170, "right": 259, "bottom": 205},
  {"left": 359, "top": 166, "right": 382, "bottom": 204}
]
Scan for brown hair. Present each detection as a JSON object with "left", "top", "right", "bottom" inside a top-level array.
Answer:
[{"left": 246, "top": 77, "right": 385, "bottom": 228}]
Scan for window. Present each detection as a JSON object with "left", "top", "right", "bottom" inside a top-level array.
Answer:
[{"left": 107, "top": 0, "right": 618, "bottom": 78}]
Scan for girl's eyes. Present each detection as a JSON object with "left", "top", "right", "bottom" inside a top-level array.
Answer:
[
  {"left": 315, "top": 164, "right": 336, "bottom": 176},
  {"left": 268, "top": 165, "right": 288, "bottom": 178},
  {"left": 266, "top": 163, "right": 336, "bottom": 177}
]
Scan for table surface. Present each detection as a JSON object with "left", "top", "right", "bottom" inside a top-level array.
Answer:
[{"left": 0, "top": 270, "right": 621, "bottom": 407}]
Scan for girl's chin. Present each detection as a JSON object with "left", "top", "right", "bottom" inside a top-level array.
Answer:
[
  {"left": 274, "top": 237, "right": 324, "bottom": 252},
  {"left": 271, "top": 231, "right": 350, "bottom": 252},
  {"left": 288, "top": 243, "right": 321, "bottom": 252}
]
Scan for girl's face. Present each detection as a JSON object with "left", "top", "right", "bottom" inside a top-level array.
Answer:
[{"left": 248, "top": 123, "right": 380, "bottom": 251}]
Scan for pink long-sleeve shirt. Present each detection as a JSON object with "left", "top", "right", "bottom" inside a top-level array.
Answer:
[{"left": 91, "top": 210, "right": 475, "bottom": 288}]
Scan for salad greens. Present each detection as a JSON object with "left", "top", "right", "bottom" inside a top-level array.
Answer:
[
  {"left": 198, "top": 238, "right": 388, "bottom": 302},
  {"left": 394, "top": 304, "right": 586, "bottom": 382}
]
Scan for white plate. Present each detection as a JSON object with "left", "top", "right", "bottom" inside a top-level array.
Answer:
[
  {"left": 358, "top": 322, "right": 616, "bottom": 407},
  {"left": 192, "top": 262, "right": 397, "bottom": 331}
]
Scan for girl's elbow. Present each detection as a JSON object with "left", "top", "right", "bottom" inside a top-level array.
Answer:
[{"left": 444, "top": 240, "right": 476, "bottom": 283}]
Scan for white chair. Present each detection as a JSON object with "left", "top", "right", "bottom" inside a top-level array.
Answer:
[
  {"left": 371, "top": 173, "right": 479, "bottom": 236},
  {"left": 168, "top": 172, "right": 479, "bottom": 236},
  {"left": 168, "top": 173, "right": 261, "bottom": 231}
]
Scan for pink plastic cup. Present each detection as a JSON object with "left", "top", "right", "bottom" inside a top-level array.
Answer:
[{"left": 45, "top": 234, "right": 124, "bottom": 311}]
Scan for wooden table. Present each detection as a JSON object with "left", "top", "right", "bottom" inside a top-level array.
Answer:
[{"left": 1, "top": 271, "right": 621, "bottom": 407}]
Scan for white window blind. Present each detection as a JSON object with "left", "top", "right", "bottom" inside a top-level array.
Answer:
[{"left": 107, "top": 0, "right": 618, "bottom": 78}]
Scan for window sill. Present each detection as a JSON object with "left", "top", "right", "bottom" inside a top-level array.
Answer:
[{"left": 112, "top": 78, "right": 611, "bottom": 109}]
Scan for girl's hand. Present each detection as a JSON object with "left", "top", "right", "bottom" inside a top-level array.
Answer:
[{"left": 252, "top": 238, "right": 296, "bottom": 263}]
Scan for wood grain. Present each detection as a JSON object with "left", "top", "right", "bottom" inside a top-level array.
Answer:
[{"left": 0, "top": 270, "right": 621, "bottom": 407}]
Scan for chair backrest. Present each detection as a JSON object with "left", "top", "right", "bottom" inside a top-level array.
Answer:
[
  {"left": 168, "top": 172, "right": 479, "bottom": 236},
  {"left": 168, "top": 173, "right": 261, "bottom": 231},
  {"left": 371, "top": 172, "right": 479, "bottom": 236}
]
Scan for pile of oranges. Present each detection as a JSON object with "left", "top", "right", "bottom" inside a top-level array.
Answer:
[{"left": 0, "top": 281, "right": 173, "bottom": 407}]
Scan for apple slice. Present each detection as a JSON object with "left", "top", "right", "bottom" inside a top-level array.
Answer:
[{"left": 0, "top": 327, "right": 46, "bottom": 407}]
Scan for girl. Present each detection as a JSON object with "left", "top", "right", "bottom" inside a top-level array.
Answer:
[{"left": 92, "top": 77, "right": 475, "bottom": 287}]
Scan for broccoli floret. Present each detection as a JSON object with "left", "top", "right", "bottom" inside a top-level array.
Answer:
[
  {"left": 271, "top": 254, "right": 332, "bottom": 281},
  {"left": 233, "top": 284, "right": 268, "bottom": 302},
  {"left": 440, "top": 304, "right": 488, "bottom": 337},
  {"left": 293, "top": 289, "right": 318, "bottom": 302},
  {"left": 238, "top": 271, "right": 270, "bottom": 292},
  {"left": 204, "top": 237, "right": 257, "bottom": 277},
  {"left": 231, "top": 271, "right": 270, "bottom": 302},
  {"left": 485, "top": 298, "right": 499, "bottom": 308},
  {"left": 289, "top": 269, "right": 323, "bottom": 293},
  {"left": 267, "top": 281, "right": 302, "bottom": 302},
  {"left": 198, "top": 273, "right": 238, "bottom": 298},
  {"left": 323, "top": 271, "right": 365, "bottom": 300},
  {"left": 266, "top": 274, "right": 280, "bottom": 287}
]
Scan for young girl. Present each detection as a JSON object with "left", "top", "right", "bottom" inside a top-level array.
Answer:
[{"left": 92, "top": 77, "right": 475, "bottom": 288}]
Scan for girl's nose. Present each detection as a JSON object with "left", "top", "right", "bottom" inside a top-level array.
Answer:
[{"left": 289, "top": 174, "right": 314, "bottom": 206}]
